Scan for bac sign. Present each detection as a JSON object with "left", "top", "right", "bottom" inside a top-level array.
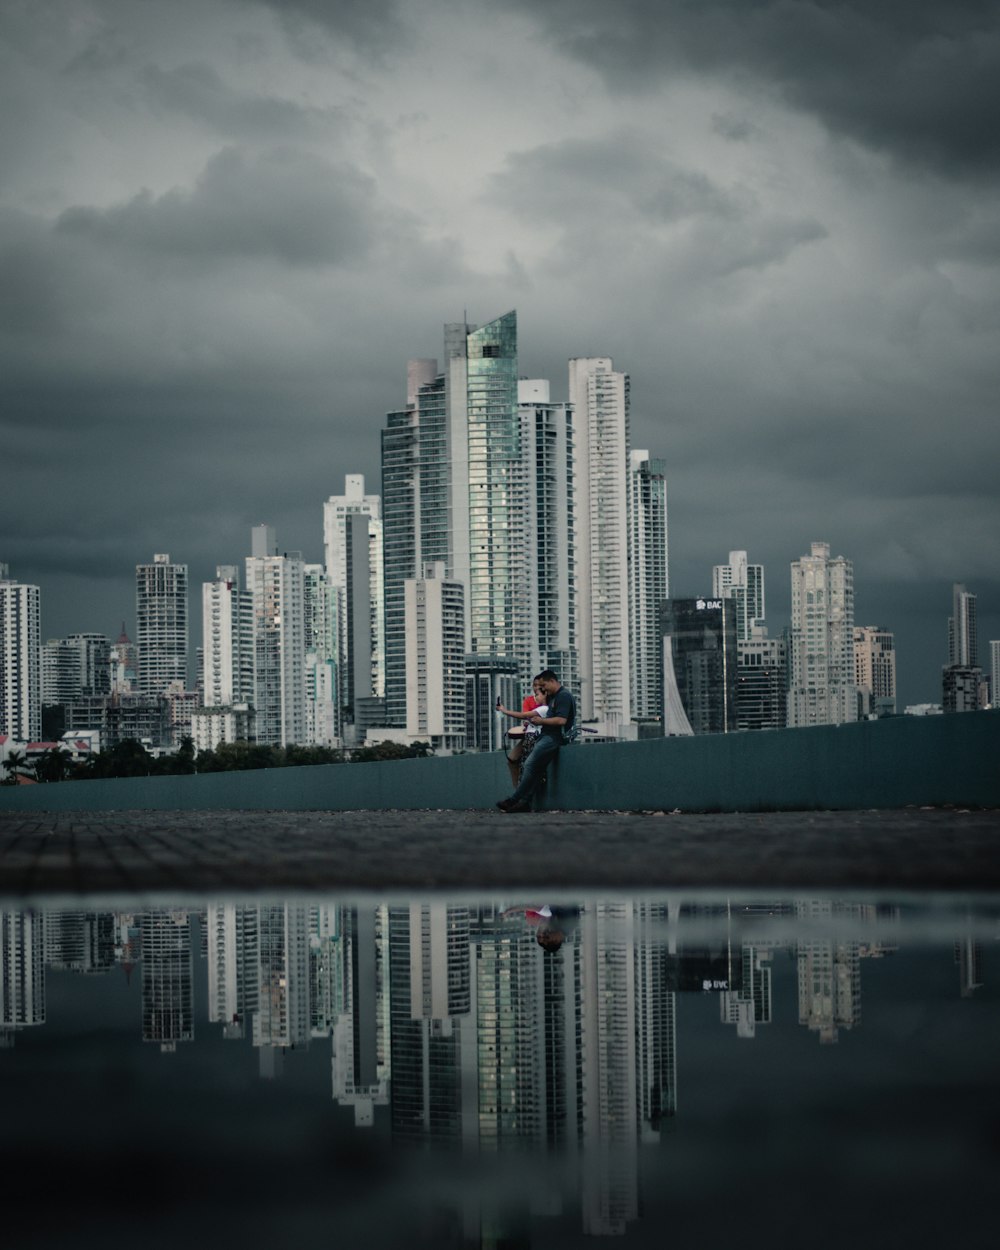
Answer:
[{"left": 695, "top": 599, "right": 722, "bottom": 611}]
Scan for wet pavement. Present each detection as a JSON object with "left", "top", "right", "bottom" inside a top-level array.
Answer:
[{"left": 1, "top": 806, "right": 998, "bottom": 897}]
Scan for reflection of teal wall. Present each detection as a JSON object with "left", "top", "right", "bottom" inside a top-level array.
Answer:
[{"left": 2, "top": 713, "right": 998, "bottom": 814}]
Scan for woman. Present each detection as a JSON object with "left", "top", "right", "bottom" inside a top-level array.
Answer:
[{"left": 499, "top": 678, "right": 548, "bottom": 789}]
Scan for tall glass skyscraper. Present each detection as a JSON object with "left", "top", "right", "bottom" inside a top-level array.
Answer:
[{"left": 381, "top": 314, "right": 524, "bottom": 724}]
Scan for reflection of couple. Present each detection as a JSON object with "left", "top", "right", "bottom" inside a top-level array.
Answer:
[{"left": 503, "top": 904, "right": 581, "bottom": 952}]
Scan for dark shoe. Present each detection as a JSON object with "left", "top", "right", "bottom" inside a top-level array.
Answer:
[{"left": 497, "top": 797, "right": 531, "bottom": 813}]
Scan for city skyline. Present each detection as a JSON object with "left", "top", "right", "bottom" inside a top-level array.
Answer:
[{"left": 2, "top": 2, "right": 997, "bottom": 709}]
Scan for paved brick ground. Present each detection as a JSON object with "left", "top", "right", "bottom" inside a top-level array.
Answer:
[{"left": 0, "top": 806, "right": 998, "bottom": 898}]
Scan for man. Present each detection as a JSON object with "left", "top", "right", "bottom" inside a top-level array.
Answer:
[{"left": 497, "top": 669, "right": 576, "bottom": 813}]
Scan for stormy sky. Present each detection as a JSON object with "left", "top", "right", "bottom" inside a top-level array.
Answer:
[{"left": 2, "top": 0, "right": 998, "bottom": 706}]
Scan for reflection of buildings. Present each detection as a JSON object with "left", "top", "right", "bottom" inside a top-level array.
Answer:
[
  {"left": 955, "top": 935, "right": 984, "bottom": 998},
  {"left": 206, "top": 904, "right": 259, "bottom": 1040},
  {"left": 45, "top": 910, "right": 116, "bottom": 974},
  {"left": 141, "top": 910, "right": 194, "bottom": 1052},
  {"left": 721, "top": 946, "right": 773, "bottom": 1040},
  {"left": 795, "top": 900, "right": 861, "bottom": 1044},
  {"left": 1, "top": 910, "right": 45, "bottom": 1046},
  {"left": 388, "top": 903, "right": 470, "bottom": 1148},
  {"left": 254, "top": 904, "right": 311, "bottom": 1070},
  {"left": 331, "top": 906, "right": 390, "bottom": 1126}
]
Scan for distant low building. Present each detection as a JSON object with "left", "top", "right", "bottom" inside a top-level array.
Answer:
[{"left": 660, "top": 597, "right": 737, "bottom": 735}]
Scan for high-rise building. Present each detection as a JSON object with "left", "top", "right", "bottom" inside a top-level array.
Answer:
[
  {"left": 735, "top": 634, "right": 788, "bottom": 731},
  {"left": 712, "top": 551, "right": 764, "bottom": 642},
  {"left": 194, "top": 566, "right": 255, "bottom": 751},
  {"left": 1, "top": 910, "right": 45, "bottom": 1035},
  {"left": 660, "top": 597, "right": 738, "bottom": 735},
  {"left": 382, "top": 316, "right": 526, "bottom": 726},
  {"left": 41, "top": 638, "right": 79, "bottom": 707},
  {"left": 323, "top": 475, "right": 384, "bottom": 721},
  {"left": 141, "top": 910, "right": 194, "bottom": 1052},
  {"left": 854, "top": 626, "right": 896, "bottom": 717},
  {"left": 628, "top": 450, "right": 669, "bottom": 722},
  {"left": 942, "top": 583, "right": 982, "bottom": 712},
  {"left": 0, "top": 565, "right": 41, "bottom": 742},
  {"left": 245, "top": 526, "right": 307, "bottom": 747},
  {"left": 948, "top": 583, "right": 977, "bottom": 667},
  {"left": 991, "top": 640, "right": 1000, "bottom": 710},
  {"left": 569, "top": 357, "right": 631, "bottom": 729},
  {"left": 404, "top": 562, "right": 466, "bottom": 750},
  {"left": 303, "top": 563, "right": 339, "bottom": 746},
  {"left": 519, "top": 379, "right": 578, "bottom": 689},
  {"left": 787, "top": 542, "right": 857, "bottom": 727},
  {"left": 109, "top": 623, "right": 137, "bottom": 694},
  {"left": 136, "top": 554, "right": 188, "bottom": 698},
  {"left": 464, "top": 653, "right": 521, "bottom": 753}
]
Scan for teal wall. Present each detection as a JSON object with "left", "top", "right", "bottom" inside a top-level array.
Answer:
[{"left": 1, "top": 712, "right": 997, "bottom": 814}]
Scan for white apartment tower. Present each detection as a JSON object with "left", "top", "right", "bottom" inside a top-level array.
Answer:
[
  {"left": 948, "top": 583, "right": 978, "bottom": 667},
  {"left": 569, "top": 357, "right": 631, "bottom": 727},
  {"left": 628, "top": 450, "right": 669, "bottom": 721},
  {"left": 245, "top": 526, "right": 307, "bottom": 747},
  {"left": 518, "top": 379, "right": 578, "bottom": 687},
  {"left": 712, "top": 551, "right": 765, "bottom": 641},
  {"left": 303, "top": 563, "right": 339, "bottom": 746},
  {"left": 195, "top": 566, "right": 255, "bottom": 751},
  {"left": 136, "top": 554, "right": 188, "bottom": 698},
  {"left": 0, "top": 565, "right": 41, "bottom": 742},
  {"left": 788, "top": 542, "right": 858, "bottom": 727},
  {"left": 323, "top": 475, "right": 384, "bottom": 717},
  {"left": 404, "top": 562, "right": 466, "bottom": 750}
]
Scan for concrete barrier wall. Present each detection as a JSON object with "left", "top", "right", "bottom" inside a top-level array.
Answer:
[{"left": 1, "top": 712, "right": 997, "bottom": 814}]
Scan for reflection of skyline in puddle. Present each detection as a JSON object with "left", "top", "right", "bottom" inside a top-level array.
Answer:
[{"left": 1, "top": 895, "right": 997, "bottom": 1246}]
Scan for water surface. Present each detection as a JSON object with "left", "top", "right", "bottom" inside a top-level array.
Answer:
[{"left": 2, "top": 893, "right": 997, "bottom": 1247}]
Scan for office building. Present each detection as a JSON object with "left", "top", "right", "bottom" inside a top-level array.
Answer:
[
  {"left": 465, "top": 653, "right": 521, "bottom": 752},
  {"left": 304, "top": 563, "right": 339, "bottom": 745},
  {"left": 712, "top": 551, "right": 764, "bottom": 642},
  {"left": 569, "top": 356, "right": 631, "bottom": 729},
  {"left": 787, "top": 542, "right": 858, "bottom": 727},
  {"left": 194, "top": 566, "right": 255, "bottom": 752},
  {"left": 41, "top": 638, "right": 79, "bottom": 706},
  {"left": 245, "top": 526, "right": 307, "bottom": 747},
  {"left": 660, "top": 597, "right": 737, "bottom": 735},
  {"left": 404, "top": 562, "right": 466, "bottom": 750},
  {"left": 942, "top": 583, "right": 982, "bottom": 712},
  {"left": 141, "top": 909, "right": 194, "bottom": 1052},
  {"left": 381, "top": 316, "right": 526, "bottom": 727},
  {"left": 323, "top": 475, "right": 384, "bottom": 723},
  {"left": 0, "top": 566, "right": 41, "bottom": 742},
  {"left": 136, "top": 554, "right": 188, "bottom": 698},
  {"left": 628, "top": 450, "right": 669, "bottom": 722},
  {"left": 854, "top": 626, "right": 896, "bottom": 718},
  {"left": 736, "top": 635, "right": 787, "bottom": 731},
  {"left": 519, "top": 379, "right": 578, "bottom": 690},
  {"left": 991, "top": 640, "right": 1000, "bottom": 709}
]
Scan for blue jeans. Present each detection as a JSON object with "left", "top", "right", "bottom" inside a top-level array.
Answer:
[{"left": 510, "top": 734, "right": 560, "bottom": 805}]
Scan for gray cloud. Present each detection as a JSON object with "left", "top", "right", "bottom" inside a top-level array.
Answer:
[
  {"left": 498, "top": 0, "right": 1000, "bottom": 179},
  {"left": 56, "top": 146, "right": 379, "bottom": 266},
  {"left": 493, "top": 132, "right": 827, "bottom": 276},
  {"left": 249, "top": 0, "right": 407, "bottom": 58},
  {"left": 138, "top": 61, "right": 347, "bottom": 139}
]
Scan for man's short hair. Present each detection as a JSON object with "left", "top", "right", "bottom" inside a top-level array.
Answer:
[{"left": 537, "top": 669, "right": 559, "bottom": 683}]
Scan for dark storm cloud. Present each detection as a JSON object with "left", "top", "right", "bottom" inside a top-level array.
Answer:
[
  {"left": 500, "top": 0, "right": 1000, "bottom": 179},
  {"left": 249, "top": 0, "right": 407, "bottom": 58},
  {"left": 56, "top": 146, "right": 378, "bottom": 266},
  {"left": 139, "top": 62, "right": 346, "bottom": 139},
  {"left": 492, "top": 132, "right": 827, "bottom": 275}
]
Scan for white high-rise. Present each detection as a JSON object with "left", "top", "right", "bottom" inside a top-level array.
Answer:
[
  {"left": 304, "top": 563, "right": 339, "bottom": 746},
  {"left": 712, "top": 551, "right": 765, "bottom": 641},
  {"left": 0, "top": 565, "right": 41, "bottom": 742},
  {"left": 136, "top": 554, "right": 188, "bottom": 698},
  {"left": 404, "top": 562, "right": 466, "bottom": 750},
  {"left": 195, "top": 566, "right": 255, "bottom": 751},
  {"left": 323, "top": 475, "right": 384, "bottom": 717},
  {"left": 245, "top": 526, "right": 307, "bottom": 747},
  {"left": 569, "top": 357, "right": 631, "bottom": 727},
  {"left": 518, "top": 379, "right": 578, "bottom": 687},
  {"left": 628, "top": 450, "right": 669, "bottom": 721},
  {"left": 948, "top": 583, "right": 978, "bottom": 667},
  {"left": 788, "top": 542, "right": 858, "bottom": 727}
]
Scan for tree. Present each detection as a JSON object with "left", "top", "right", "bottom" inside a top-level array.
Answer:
[{"left": 2, "top": 750, "right": 28, "bottom": 784}]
